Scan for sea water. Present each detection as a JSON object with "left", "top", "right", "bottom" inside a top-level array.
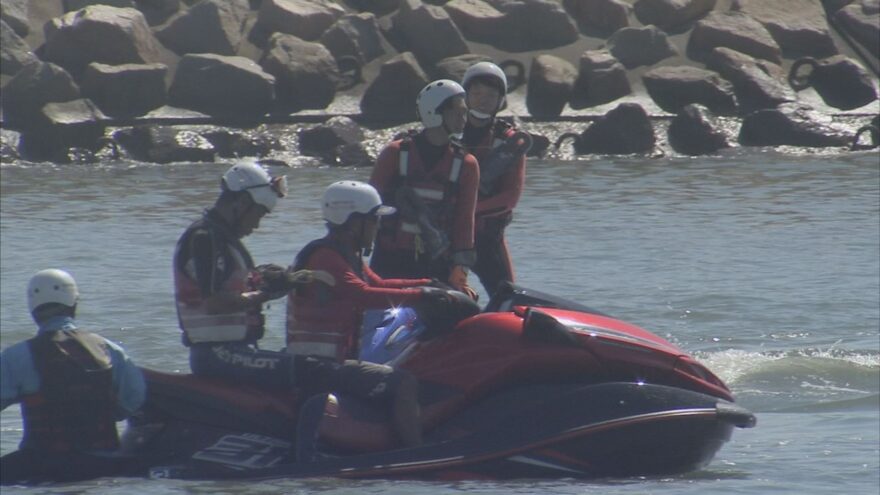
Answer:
[{"left": 1, "top": 146, "right": 877, "bottom": 494}]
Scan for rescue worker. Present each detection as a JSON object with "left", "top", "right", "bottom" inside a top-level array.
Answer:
[
  {"left": 1, "top": 269, "right": 146, "bottom": 484},
  {"left": 174, "top": 160, "right": 307, "bottom": 388},
  {"left": 460, "top": 62, "right": 529, "bottom": 297},
  {"left": 369, "top": 80, "right": 480, "bottom": 299},
  {"left": 288, "top": 181, "right": 479, "bottom": 450}
]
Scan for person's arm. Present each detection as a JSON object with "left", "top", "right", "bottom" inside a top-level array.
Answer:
[
  {"left": 365, "top": 265, "right": 431, "bottom": 288},
  {"left": 475, "top": 155, "right": 525, "bottom": 216},
  {"left": 369, "top": 142, "right": 401, "bottom": 203},
  {"left": 0, "top": 343, "right": 39, "bottom": 411},
  {"left": 106, "top": 341, "right": 146, "bottom": 420},
  {"left": 451, "top": 155, "right": 479, "bottom": 252},
  {"left": 309, "top": 249, "right": 423, "bottom": 309}
]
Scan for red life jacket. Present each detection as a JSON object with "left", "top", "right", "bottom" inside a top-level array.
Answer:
[
  {"left": 286, "top": 238, "right": 363, "bottom": 361},
  {"left": 174, "top": 214, "right": 264, "bottom": 345},
  {"left": 21, "top": 330, "right": 119, "bottom": 452},
  {"left": 375, "top": 137, "right": 466, "bottom": 257}
]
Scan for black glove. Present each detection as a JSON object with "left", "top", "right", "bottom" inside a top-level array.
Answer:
[
  {"left": 255, "top": 264, "right": 290, "bottom": 295},
  {"left": 426, "top": 278, "right": 455, "bottom": 291}
]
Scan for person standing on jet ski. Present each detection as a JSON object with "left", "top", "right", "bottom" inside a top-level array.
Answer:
[
  {"left": 1, "top": 269, "right": 146, "bottom": 484},
  {"left": 369, "top": 80, "right": 480, "bottom": 300},
  {"left": 460, "top": 62, "right": 529, "bottom": 297}
]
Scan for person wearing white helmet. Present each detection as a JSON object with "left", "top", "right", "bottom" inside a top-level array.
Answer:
[
  {"left": 173, "top": 161, "right": 334, "bottom": 389},
  {"left": 461, "top": 61, "right": 530, "bottom": 297},
  {"left": 1, "top": 269, "right": 146, "bottom": 483},
  {"left": 286, "top": 181, "right": 479, "bottom": 450},
  {"left": 369, "top": 80, "right": 480, "bottom": 299}
]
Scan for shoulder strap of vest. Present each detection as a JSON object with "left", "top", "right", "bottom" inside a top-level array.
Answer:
[
  {"left": 294, "top": 237, "right": 364, "bottom": 279},
  {"left": 448, "top": 142, "right": 465, "bottom": 184}
]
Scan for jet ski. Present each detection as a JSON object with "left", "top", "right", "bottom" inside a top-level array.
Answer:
[{"left": 121, "top": 283, "right": 755, "bottom": 481}]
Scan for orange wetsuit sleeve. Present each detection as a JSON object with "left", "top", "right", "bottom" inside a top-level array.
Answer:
[
  {"left": 452, "top": 154, "right": 479, "bottom": 252},
  {"left": 369, "top": 142, "right": 400, "bottom": 202},
  {"left": 476, "top": 154, "right": 525, "bottom": 217},
  {"left": 308, "top": 247, "right": 423, "bottom": 308}
]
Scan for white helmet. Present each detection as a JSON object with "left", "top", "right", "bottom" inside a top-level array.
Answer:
[
  {"left": 416, "top": 79, "right": 466, "bottom": 128},
  {"left": 322, "top": 181, "right": 395, "bottom": 226},
  {"left": 221, "top": 160, "right": 287, "bottom": 212},
  {"left": 28, "top": 269, "right": 79, "bottom": 313},
  {"left": 462, "top": 61, "right": 508, "bottom": 117}
]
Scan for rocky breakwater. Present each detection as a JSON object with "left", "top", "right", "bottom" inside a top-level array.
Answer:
[{"left": 0, "top": 0, "right": 877, "bottom": 164}]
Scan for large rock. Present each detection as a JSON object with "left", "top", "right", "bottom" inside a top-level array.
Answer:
[
  {"left": 526, "top": 54, "right": 577, "bottom": 118},
  {"left": 835, "top": 1, "right": 880, "bottom": 59},
  {"left": 732, "top": 0, "right": 837, "bottom": 58},
  {"left": 201, "top": 128, "right": 282, "bottom": 158},
  {"left": 433, "top": 53, "right": 493, "bottom": 81},
  {"left": 633, "top": 0, "right": 716, "bottom": 32},
  {"left": 560, "top": 103, "right": 655, "bottom": 154},
  {"left": 1, "top": 61, "right": 80, "bottom": 132},
  {"left": 687, "top": 11, "right": 782, "bottom": 64},
  {"left": 63, "top": 0, "right": 134, "bottom": 11},
  {"left": 360, "top": 52, "right": 429, "bottom": 124},
  {"left": 484, "top": 0, "right": 579, "bottom": 52},
  {"left": 113, "top": 124, "right": 215, "bottom": 163},
  {"left": 643, "top": 66, "right": 738, "bottom": 115},
  {"left": 393, "top": 0, "right": 469, "bottom": 68},
  {"left": 155, "top": 0, "right": 248, "bottom": 56},
  {"left": 1, "top": 19, "right": 37, "bottom": 76},
  {"left": 135, "top": 0, "right": 181, "bottom": 26},
  {"left": 563, "top": 0, "right": 630, "bottom": 35},
  {"left": 320, "top": 13, "right": 385, "bottom": 65},
  {"left": 18, "top": 98, "right": 107, "bottom": 161},
  {"left": 298, "top": 116, "right": 371, "bottom": 165},
  {"left": 255, "top": 0, "right": 345, "bottom": 43},
  {"left": 1, "top": 0, "right": 29, "bottom": 37},
  {"left": 80, "top": 62, "right": 167, "bottom": 118},
  {"left": 788, "top": 55, "right": 877, "bottom": 110},
  {"left": 346, "top": 0, "right": 401, "bottom": 17},
  {"left": 446, "top": 0, "right": 577, "bottom": 52},
  {"left": 169, "top": 54, "right": 275, "bottom": 120},
  {"left": 738, "top": 102, "right": 852, "bottom": 147},
  {"left": 260, "top": 33, "right": 338, "bottom": 113},
  {"left": 668, "top": 103, "right": 730, "bottom": 155},
  {"left": 608, "top": 25, "right": 678, "bottom": 69},
  {"left": 570, "top": 49, "right": 631, "bottom": 109},
  {"left": 707, "top": 47, "right": 795, "bottom": 113},
  {"left": 444, "top": 0, "right": 506, "bottom": 46},
  {"left": 42, "top": 6, "right": 162, "bottom": 76}
]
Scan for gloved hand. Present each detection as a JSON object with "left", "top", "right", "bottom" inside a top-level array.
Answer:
[
  {"left": 255, "top": 264, "right": 336, "bottom": 300},
  {"left": 426, "top": 278, "right": 455, "bottom": 291},
  {"left": 448, "top": 265, "right": 478, "bottom": 302}
]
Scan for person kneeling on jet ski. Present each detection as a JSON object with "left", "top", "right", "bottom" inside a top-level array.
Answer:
[
  {"left": 1, "top": 269, "right": 146, "bottom": 484},
  {"left": 287, "top": 181, "right": 479, "bottom": 451}
]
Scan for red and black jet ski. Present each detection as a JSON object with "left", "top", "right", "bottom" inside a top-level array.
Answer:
[{"left": 121, "top": 283, "right": 755, "bottom": 481}]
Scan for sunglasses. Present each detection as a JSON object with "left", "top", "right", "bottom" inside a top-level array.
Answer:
[{"left": 242, "top": 175, "right": 288, "bottom": 198}]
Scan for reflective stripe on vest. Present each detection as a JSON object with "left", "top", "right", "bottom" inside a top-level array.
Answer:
[{"left": 398, "top": 149, "right": 462, "bottom": 234}]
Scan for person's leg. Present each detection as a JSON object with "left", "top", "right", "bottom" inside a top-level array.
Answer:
[
  {"left": 472, "top": 226, "right": 514, "bottom": 297},
  {"left": 296, "top": 356, "right": 423, "bottom": 448}
]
